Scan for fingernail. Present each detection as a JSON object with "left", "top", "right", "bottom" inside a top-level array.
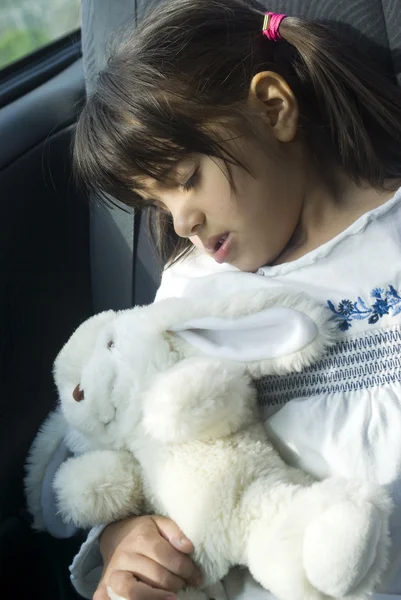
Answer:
[{"left": 174, "top": 537, "right": 189, "bottom": 546}]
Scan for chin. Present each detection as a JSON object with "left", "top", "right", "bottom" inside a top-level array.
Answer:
[{"left": 229, "top": 257, "right": 266, "bottom": 272}]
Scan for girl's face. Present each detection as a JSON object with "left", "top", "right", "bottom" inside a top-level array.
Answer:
[
  {"left": 142, "top": 133, "right": 306, "bottom": 272},
  {"left": 138, "top": 71, "right": 308, "bottom": 272}
]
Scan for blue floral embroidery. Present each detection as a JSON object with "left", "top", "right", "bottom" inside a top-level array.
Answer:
[{"left": 328, "top": 285, "right": 401, "bottom": 331}]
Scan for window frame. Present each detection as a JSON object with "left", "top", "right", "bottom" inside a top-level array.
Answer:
[{"left": 0, "top": 29, "right": 82, "bottom": 109}]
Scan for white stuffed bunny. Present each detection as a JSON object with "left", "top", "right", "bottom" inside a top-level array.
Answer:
[{"left": 25, "top": 289, "right": 392, "bottom": 600}]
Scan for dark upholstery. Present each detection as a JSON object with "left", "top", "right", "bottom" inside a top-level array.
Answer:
[{"left": 80, "top": 0, "right": 401, "bottom": 311}]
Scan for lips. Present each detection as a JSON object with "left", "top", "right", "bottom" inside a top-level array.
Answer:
[
  {"left": 203, "top": 232, "right": 232, "bottom": 264},
  {"left": 205, "top": 232, "right": 230, "bottom": 253}
]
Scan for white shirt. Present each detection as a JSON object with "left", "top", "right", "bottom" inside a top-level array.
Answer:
[{"left": 70, "top": 187, "right": 401, "bottom": 599}]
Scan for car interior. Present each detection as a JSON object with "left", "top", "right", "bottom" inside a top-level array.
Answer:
[{"left": 1, "top": 0, "right": 400, "bottom": 597}]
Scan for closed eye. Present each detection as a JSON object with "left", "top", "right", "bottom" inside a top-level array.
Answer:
[{"left": 182, "top": 168, "right": 199, "bottom": 192}]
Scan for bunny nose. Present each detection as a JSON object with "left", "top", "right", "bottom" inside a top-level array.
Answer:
[{"left": 73, "top": 384, "right": 85, "bottom": 402}]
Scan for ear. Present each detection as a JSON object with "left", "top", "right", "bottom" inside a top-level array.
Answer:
[
  {"left": 170, "top": 295, "right": 338, "bottom": 376},
  {"left": 248, "top": 71, "right": 298, "bottom": 142},
  {"left": 24, "top": 409, "right": 73, "bottom": 535}
]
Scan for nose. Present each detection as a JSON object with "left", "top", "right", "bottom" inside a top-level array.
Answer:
[{"left": 172, "top": 205, "right": 204, "bottom": 238}]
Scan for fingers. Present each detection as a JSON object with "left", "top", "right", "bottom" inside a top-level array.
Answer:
[
  {"left": 96, "top": 515, "right": 203, "bottom": 600},
  {"left": 93, "top": 586, "right": 110, "bottom": 600},
  {"left": 152, "top": 515, "right": 194, "bottom": 553},
  {"left": 100, "top": 570, "right": 175, "bottom": 600},
  {"left": 139, "top": 517, "right": 203, "bottom": 587},
  {"left": 109, "top": 553, "right": 186, "bottom": 593}
]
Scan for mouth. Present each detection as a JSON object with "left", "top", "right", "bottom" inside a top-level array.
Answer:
[{"left": 205, "top": 232, "right": 232, "bottom": 264}]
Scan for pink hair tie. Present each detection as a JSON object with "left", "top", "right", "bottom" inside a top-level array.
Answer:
[{"left": 262, "top": 12, "right": 287, "bottom": 41}]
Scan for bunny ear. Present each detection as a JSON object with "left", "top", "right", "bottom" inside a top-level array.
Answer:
[
  {"left": 171, "top": 306, "right": 317, "bottom": 361},
  {"left": 170, "top": 300, "right": 337, "bottom": 375}
]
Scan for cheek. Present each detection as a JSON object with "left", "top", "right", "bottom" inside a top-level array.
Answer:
[
  {"left": 233, "top": 169, "right": 303, "bottom": 268},
  {"left": 202, "top": 158, "right": 235, "bottom": 216},
  {"left": 237, "top": 158, "right": 300, "bottom": 227}
]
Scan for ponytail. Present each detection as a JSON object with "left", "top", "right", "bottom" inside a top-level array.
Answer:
[{"left": 277, "top": 17, "right": 401, "bottom": 184}]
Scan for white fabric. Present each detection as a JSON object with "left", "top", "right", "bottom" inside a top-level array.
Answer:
[
  {"left": 69, "top": 524, "right": 107, "bottom": 598},
  {"left": 69, "top": 187, "right": 401, "bottom": 599},
  {"left": 223, "top": 569, "right": 400, "bottom": 600},
  {"left": 171, "top": 307, "right": 318, "bottom": 361}
]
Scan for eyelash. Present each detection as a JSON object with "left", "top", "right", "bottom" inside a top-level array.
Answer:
[
  {"left": 145, "top": 166, "right": 199, "bottom": 213},
  {"left": 182, "top": 168, "right": 199, "bottom": 192}
]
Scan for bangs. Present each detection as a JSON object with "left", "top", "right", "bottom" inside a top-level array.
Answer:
[
  {"left": 72, "top": 0, "right": 265, "bottom": 265},
  {"left": 73, "top": 74, "right": 245, "bottom": 209}
]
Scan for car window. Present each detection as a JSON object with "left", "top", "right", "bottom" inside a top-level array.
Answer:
[{"left": 0, "top": 0, "right": 81, "bottom": 70}]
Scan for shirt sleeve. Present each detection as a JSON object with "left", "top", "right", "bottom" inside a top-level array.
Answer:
[{"left": 69, "top": 524, "right": 108, "bottom": 598}]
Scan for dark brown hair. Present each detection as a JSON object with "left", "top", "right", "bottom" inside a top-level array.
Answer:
[{"left": 74, "top": 0, "right": 401, "bottom": 266}]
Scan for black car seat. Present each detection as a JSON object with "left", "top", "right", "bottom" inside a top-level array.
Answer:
[
  {"left": 82, "top": 0, "right": 401, "bottom": 316},
  {"left": 81, "top": 0, "right": 162, "bottom": 313}
]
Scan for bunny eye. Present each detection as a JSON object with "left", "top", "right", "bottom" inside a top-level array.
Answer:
[
  {"left": 107, "top": 340, "right": 114, "bottom": 349},
  {"left": 73, "top": 384, "right": 85, "bottom": 402}
]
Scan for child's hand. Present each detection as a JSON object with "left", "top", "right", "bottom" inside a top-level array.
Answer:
[{"left": 93, "top": 515, "right": 203, "bottom": 600}]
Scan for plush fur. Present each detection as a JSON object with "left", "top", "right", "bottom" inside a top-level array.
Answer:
[
  {"left": 54, "top": 449, "right": 144, "bottom": 528},
  {"left": 25, "top": 290, "right": 392, "bottom": 600}
]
